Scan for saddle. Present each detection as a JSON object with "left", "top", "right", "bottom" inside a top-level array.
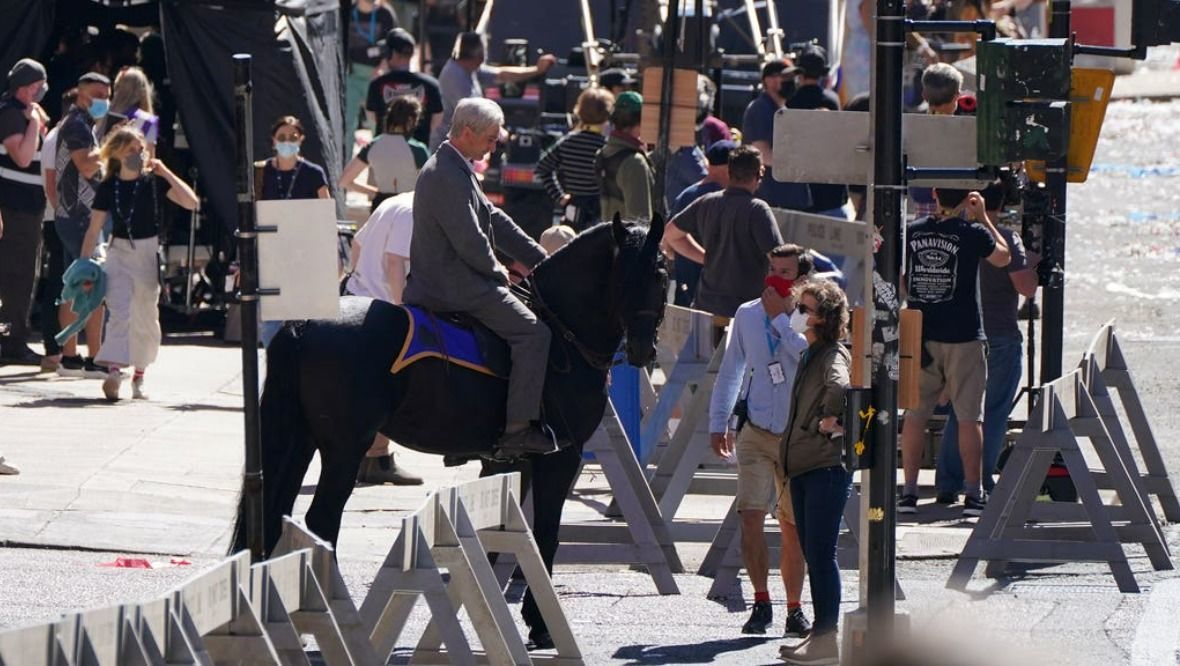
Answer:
[{"left": 392, "top": 305, "right": 510, "bottom": 379}]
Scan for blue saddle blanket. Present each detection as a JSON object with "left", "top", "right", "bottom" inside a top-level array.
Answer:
[{"left": 392, "top": 305, "right": 507, "bottom": 378}]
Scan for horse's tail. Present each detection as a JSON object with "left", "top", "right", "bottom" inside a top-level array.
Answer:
[{"left": 229, "top": 324, "right": 306, "bottom": 557}]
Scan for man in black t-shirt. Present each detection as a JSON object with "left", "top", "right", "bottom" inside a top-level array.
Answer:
[
  {"left": 784, "top": 45, "right": 847, "bottom": 218},
  {"left": 900, "top": 188, "right": 1010, "bottom": 518},
  {"left": 366, "top": 28, "right": 443, "bottom": 147},
  {"left": 0, "top": 58, "right": 49, "bottom": 364},
  {"left": 347, "top": 0, "right": 399, "bottom": 143}
]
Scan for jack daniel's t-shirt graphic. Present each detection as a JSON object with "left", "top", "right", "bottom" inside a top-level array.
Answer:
[{"left": 905, "top": 215, "right": 996, "bottom": 343}]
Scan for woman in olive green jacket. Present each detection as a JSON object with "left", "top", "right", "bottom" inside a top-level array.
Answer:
[{"left": 779, "top": 279, "right": 851, "bottom": 666}]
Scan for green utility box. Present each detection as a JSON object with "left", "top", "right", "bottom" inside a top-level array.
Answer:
[{"left": 976, "top": 38, "right": 1072, "bottom": 166}]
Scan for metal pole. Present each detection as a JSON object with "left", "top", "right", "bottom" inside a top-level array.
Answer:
[
  {"left": 1041, "top": 0, "right": 1070, "bottom": 382},
  {"left": 652, "top": 0, "right": 680, "bottom": 218},
  {"left": 233, "top": 54, "right": 265, "bottom": 562},
  {"left": 867, "top": 0, "right": 905, "bottom": 640}
]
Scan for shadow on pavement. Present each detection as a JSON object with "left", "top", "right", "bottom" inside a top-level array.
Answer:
[
  {"left": 11, "top": 396, "right": 110, "bottom": 408},
  {"left": 164, "top": 402, "right": 242, "bottom": 413},
  {"left": 612, "top": 637, "right": 773, "bottom": 665}
]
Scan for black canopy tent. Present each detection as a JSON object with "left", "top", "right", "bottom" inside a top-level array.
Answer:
[{"left": 0, "top": 0, "right": 345, "bottom": 238}]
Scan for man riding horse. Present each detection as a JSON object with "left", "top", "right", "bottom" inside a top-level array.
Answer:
[{"left": 405, "top": 97, "right": 556, "bottom": 460}]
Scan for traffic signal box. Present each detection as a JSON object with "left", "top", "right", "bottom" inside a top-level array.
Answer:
[
  {"left": 1133, "top": 0, "right": 1180, "bottom": 47},
  {"left": 976, "top": 38, "right": 1072, "bottom": 166}
]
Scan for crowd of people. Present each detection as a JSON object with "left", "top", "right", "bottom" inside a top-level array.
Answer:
[{"left": 0, "top": 7, "right": 1040, "bottom": 664}]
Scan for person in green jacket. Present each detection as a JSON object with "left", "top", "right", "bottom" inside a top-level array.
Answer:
[{"left": 596, "top": 91, "right": 654, "bottom": 224}]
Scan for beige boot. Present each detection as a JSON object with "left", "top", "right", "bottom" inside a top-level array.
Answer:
[{"left": 780, "top": 630, "right": 838, "bottom": 665}]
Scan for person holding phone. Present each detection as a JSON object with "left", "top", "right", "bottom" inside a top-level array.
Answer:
[
  {"left": 709, "top": 244, "right": 815, "bottom": 637},
  {"left": 899, "top": 188, "right": 1011, "bottom": 517}
]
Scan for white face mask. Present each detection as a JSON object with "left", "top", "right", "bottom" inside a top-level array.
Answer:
[{"left": 789, "top": 310, "right": 810, "bottom": 335}]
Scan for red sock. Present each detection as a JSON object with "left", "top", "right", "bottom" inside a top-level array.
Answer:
[
  {"left": 754, "top": 591, "right": 771, "bottom": 603},
  {"left": 787, "top": 601, "right": 802, "bottom": 610}
]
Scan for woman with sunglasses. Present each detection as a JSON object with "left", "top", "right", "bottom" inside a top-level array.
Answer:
[
  {"left": 777, "top": 278, "right": 851, "bottom": 666},
  {"left": 81, "top": 126, "right": 199, "bottom": 401},
  {"left": 260, "top": 116, "right": 330, "bottom": 202}
]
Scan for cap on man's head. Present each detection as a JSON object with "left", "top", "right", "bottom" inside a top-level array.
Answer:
[
  {"left": 613, "top": 90, "right": 643, "bottom": 114},
  {"left": 78, "top": 71, "right": 111, "bottom": 87},
  {"left": 705, "top": 139, "right": 737, "bottom": 166},
  {"left": 7, "top": 58, "right": 46, "bottom": 91},
  {"left": 599, "top": 68, "right": 635, "bottom": 90},
  {"left": 760, "top": 59, "right": 795, "bottom": 80},
  {"left": 796, "top": 45, "right": 830, "bottom": 77},
  {"left": 384, "top": 28, "right": 416, "bottom": 56}
]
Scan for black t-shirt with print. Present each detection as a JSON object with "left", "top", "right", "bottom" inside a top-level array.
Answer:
[
  {"left": 905, "top": 214, "right": 997, "bottom": 343},
  {"left": 92, "top": 173, "right": 162, "bottom": 240},
  {"left": 260, "top": 158, "right": 328, "bottom": 201},
  {"left": 365, "top": 70, "right": 443, "bottom": 145}
]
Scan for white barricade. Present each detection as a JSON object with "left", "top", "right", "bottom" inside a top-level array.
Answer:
[
  {"left": 948, "top": 368, "right": 1173, "bottom": 593},
  {"left": 0, "top": 473, "right": 578, "bottom": 666}
]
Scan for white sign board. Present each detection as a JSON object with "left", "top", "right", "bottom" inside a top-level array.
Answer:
[
  {"left": 656, "top": 304, "right": 715, "bottom": 367},
  {"left": 257, "top": 199, "right": 341, "bottom": 321},
  {"left": 773, "top": 209, "right": 870, "bottom": 258},
  {"left": 772, "top": 109, "right": 992, "bottom": 188}
]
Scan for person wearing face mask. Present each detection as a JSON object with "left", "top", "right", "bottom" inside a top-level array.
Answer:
[
  {"left": 0, "top": 58, "right": 50, "bottom": 366},
  {"left": 81, "top": 126, "right": 198, "bottom": 401},
  {"left": 259, "top": 116, "right": 331, "bottom": 202},
  {"left": 708, "top": 244, "right": 815, "bottom": 638},
  {"left": 54, "top": 71, "right": 111, "bottom": 379},
  {"left": 258, "top": 115, "right": 331, "bottom": 347},
  {"left": 777, "top": 278, "right": 851, "bottom": 665},
  {"left": 741, "top": 59, "right": 811, "bottom": 212}
]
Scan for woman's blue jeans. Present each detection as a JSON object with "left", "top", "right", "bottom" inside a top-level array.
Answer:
[
  {"left": 936, "top": 335, "right": 1024, "bottom": 494},
  {"left": 791, "top": 465, "right": 852, "bottom": 635}
]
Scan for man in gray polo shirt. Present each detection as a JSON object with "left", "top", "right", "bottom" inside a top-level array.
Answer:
[
  {"left": 432, "top": 32, "right": 555, "bottom": 150},
  {"left": 664, "top": 145, "right": 784, "bottom": 319}
]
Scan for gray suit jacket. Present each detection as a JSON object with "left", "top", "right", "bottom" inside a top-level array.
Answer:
[{"left": 404, "top": 142, "right": 547, "bottom": 311}]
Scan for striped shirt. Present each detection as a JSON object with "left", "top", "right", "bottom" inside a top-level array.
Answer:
[{"left": 534, "top": 129, "right": 605, "bottom": 201}]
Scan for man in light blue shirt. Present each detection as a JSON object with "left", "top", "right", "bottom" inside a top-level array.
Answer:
[{"left": 709, "top": 244, "right": 814, "bottom": 636}]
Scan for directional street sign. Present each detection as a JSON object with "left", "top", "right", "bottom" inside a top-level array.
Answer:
[{"left": 772, "top": 109, "right": 992, "bottom": 188}]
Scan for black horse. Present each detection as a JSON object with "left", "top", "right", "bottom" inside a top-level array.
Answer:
[{"left": 230, "top": 215, "right": 667, "bottom": 634}]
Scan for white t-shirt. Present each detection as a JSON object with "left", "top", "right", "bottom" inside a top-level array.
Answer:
[
  {"left": 41, "top": 126, "right": 59, "bottom": 222},
  {"left": 348, "top": 191, "right": 414, "bottom": 303}
]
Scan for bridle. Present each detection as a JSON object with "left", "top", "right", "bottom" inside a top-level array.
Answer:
[{"left": 527, "top": 278, "right": 623, "bottom": 371}]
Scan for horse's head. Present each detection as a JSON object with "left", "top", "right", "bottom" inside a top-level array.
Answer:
[{"left": 610, "top": 213, "right": 669, "bottom": 367}]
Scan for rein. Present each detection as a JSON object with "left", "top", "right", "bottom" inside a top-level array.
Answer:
[{"left": 527, "top": 277, "right": 623, "bottom": 372}]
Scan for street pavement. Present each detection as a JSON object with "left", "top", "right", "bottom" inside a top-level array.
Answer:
[{"left": 3, "top": 95, "right": 1180, "bottom": 664}]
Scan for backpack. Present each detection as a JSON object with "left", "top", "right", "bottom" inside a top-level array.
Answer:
[{"left": 594, "top": 144, "right": 655, "bottom": 204}]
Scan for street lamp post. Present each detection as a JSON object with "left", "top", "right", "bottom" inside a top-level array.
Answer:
[{"left": 233, "top": 54, "right": 265, "bottom": 562}]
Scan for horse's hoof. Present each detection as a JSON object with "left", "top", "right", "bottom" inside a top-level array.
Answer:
[
  {"left": 356, "top": 455, "right": 424, "bottom": 485},
  {"left": 526, "top": 631, "right": 554, "bottom": 651}
]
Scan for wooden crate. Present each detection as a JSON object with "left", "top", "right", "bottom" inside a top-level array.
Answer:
[{"left": 639, "top": 66, "right": 698, "bottom": 148}]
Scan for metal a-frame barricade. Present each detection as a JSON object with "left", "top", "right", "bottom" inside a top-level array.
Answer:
[
  {"left": 948, "top": 368, "right": 1173, "bottom": 593},
  {"left": 1083, "top": 320, "right": 1180, "bottom": 523},
  {"left": 554, "top": 398, "right": 683, "bottom": 594},
  {"left": 547, "top": 305, "right": 717, "bottom": 595},
  {"left": 360, "top": 472, "right": 584, "bottom": 665}
]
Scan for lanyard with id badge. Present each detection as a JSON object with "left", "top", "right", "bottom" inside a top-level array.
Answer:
[
  {"left": 765, "top": 316, "right": 787, "bottom": 386},
  {"left": 354, "top": 7, "right": 383, "bottom": 59}
]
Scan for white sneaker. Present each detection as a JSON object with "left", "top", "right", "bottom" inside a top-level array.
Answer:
[
  {"left": 131, "top": 375, "right": 147, "bottom": 400},
  {"left": 0, "top": 455, "right": 19, "bottom": 475},
  {"left": 102, "top": 370, "right": 124, "bottom": 401}
]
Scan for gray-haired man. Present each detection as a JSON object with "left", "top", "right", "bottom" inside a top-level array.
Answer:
[{"left": 404, "top": 97, "right": 554, "bottom": 459}]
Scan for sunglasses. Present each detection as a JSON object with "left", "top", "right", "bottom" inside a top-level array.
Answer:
[
  {"left": 274, "top": 133, "right": 301, "bottom": 142},
  {"left": 797, "top": 303, "right": 813, "bottom": 316}
]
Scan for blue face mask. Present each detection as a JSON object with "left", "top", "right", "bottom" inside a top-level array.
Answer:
[
  {"left": 88, "top": 98, "right": 109, "bottom": 120},
  {"left": 275, "top": 141, "right": 300, "bottom": 158}
]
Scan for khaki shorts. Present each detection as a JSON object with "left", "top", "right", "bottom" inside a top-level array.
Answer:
[
  {"left": 907, "top": 339, "right": 987, "bottom": 424},
  {"left": 736, "top": 424, "right": 795, "bottom": 524}
]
